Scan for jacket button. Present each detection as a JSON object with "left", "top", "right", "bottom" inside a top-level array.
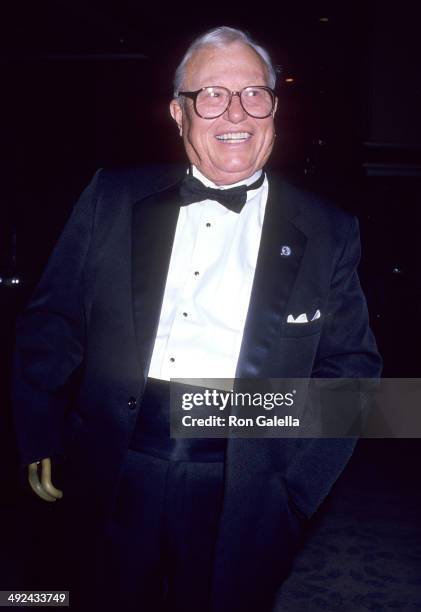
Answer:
[{"left": 128, "top": 397, "right": 137, "bottom": 409}]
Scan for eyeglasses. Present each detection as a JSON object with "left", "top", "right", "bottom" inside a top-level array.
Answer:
[{"left": 177, "top": 85, "right": 276, "bottom": 119}]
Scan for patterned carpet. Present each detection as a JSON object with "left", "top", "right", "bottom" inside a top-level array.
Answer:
[{"left": 275, "top": 440, "right": 421, "bottom": 611}]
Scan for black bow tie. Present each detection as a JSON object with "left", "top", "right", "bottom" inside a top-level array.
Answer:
[{"left": 179, "top": 171, "right": 265, "bottom": 213}]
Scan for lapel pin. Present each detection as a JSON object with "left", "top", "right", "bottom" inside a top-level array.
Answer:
[{"left": 280, "top": 245, "right": 292, "bottom": 257}]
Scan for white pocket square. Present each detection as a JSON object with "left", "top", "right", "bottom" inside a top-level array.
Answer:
[{"left": 287, "top": 309, "right": 321, "bottom": 324}]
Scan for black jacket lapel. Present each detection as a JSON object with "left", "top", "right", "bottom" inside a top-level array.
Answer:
[
  {"left": 132, "top": 182, "right": 181, "bottom": 380},
  {"left": 235, "top": 174, "right": 308, "bottom": 377}
]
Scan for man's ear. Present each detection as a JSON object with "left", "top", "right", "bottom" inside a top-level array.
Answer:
[{"left": 170, "top": 99, "right": 183, "bottom": 136}]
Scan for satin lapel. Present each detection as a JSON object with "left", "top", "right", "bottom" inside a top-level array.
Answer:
[
  {"left": 132, "top": 182, "right": 181, "bottom": 380},
  {"left": 235, "top": 175, "right": 308, "bottom": 377}
]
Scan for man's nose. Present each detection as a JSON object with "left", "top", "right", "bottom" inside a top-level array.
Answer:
[{"left": 225, "top": 93, "right": 247, "bottom": 123}]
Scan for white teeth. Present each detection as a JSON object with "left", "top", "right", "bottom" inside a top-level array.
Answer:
[{"left": 216, "top": 132, "right": 251, "bottom": 141}]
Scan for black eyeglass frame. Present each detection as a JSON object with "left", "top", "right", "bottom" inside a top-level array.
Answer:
[{"left": 177, "top": 85, "right": 276, "bottom": 119}]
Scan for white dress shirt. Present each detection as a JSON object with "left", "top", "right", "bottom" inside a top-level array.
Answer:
[{"left": 147, "top": 165, "right": 269, "bottom": 381}]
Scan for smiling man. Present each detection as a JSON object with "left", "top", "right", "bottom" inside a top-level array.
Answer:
[
  {"left": 13, "top": 26, "right": 381, "bottom": 612},
  {"left": 170, "top": 40, "right": 277, "bottom": 184}
]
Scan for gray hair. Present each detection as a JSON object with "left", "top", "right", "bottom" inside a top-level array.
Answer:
[{"left": 173, "top": 26, "right": 278, "bottom": 98}]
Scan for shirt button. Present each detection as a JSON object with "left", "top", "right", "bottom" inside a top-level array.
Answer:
[
  {"left": 128, "top": 397, "right": 137, "bottom": 409},
  {"left": 169, "top": 357, "right": 175, "bottom": 362}
]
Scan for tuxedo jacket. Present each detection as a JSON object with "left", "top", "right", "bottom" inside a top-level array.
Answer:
[{"left": 13, "top": 164, "right": 382, "bottom": 609}]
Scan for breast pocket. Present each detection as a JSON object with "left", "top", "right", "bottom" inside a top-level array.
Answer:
[{"left": 280, "top": 317, "right": 324, "bottom": 338}]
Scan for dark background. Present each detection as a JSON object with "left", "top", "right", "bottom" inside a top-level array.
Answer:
[{"left": 1, "top": 0, "right": 421, "bottom": 608}]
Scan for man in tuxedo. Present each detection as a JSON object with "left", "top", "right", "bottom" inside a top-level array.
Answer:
[{"left": 13, "top": 26, "right": 382, "bottom": 612}]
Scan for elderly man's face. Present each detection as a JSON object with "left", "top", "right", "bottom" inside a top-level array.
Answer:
[{"left": 170, "top": 41, "right": 277, "bottom": 185}]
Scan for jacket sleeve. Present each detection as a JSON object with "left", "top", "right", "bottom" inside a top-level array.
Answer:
[
  {"left": 313, "top": 215, "right": 382, "bottom": 378},
  {"left": 285, "top": 215, "right": 383, "bottom": 519},
  {"left": 12, "top": 170, "right": 101, "bottom": 468}
]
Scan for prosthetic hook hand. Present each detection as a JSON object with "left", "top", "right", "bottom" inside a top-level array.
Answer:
[{"left": 27, "top": 458, "right": 63, "bottom": 502}]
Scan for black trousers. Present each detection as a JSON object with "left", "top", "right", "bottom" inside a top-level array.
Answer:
[
  {"left": 96, "top": 449, "right": 224, "bottom": 612},
  {"left": 93, "top": 379, "right": 227, "bottom": 612}
]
